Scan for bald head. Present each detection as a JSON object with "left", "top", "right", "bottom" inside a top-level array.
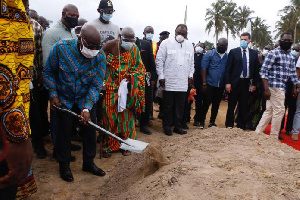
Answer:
[
  {"left": 80, "top": 24, "right": 101, "bottom": 49},
  {"left": 217, "top": 38, "right": 228, "bottom": 54},
  {"left": 28, "top": 9, "right": 38, "bottom": 21},
  {"left": 218, "top": 38, "right": 228, "bottom": 46},
  {"left": 144, "top": 26, "right": 154, "bottom": 34},
  {"left": 61, "top": 4, "right": 79, "bottom": 28},
  {"left": 293, "top": 44, "right": 300, "bottom": 51},
  {"left": 78, "top": 18, "right": 88, "bottom": 26},
  {"left": 38, "top": 16, "right": 49, "bottom": 30},
  {"left": 62, "top": 4, "right": 78, "bottom": 13},
  {"left": 121, "top": 27, "right": 135, "bottom": 39}
]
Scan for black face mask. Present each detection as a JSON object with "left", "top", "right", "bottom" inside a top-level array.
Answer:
[
  {"left": 64, "top": 16, "right": 78, "bottom": 28},
  {"left": 217, "top": 46, "right": 227, "bottom": 54},
  {"left": 280, "top": 40, "right": 293, "bottom": 51}
]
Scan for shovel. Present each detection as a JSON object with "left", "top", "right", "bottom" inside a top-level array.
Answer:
[{"left": 53, "top": 105, "right": 148, "bottom": 154}]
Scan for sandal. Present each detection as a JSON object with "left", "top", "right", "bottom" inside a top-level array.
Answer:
[
  {"left": 102, "top": 151, "right": 112, "bottom": 158},
  {"left": 121, "top": 150, "right": 131, "bottom": 156}
]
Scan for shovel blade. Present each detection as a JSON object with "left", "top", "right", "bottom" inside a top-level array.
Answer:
[{"left": 120, "top": 138, "right": 149, "bottom": 154}]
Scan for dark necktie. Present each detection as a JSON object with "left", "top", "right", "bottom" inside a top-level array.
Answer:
[{"left": 243, "top": 50, "right": 247, "bottom": 78}]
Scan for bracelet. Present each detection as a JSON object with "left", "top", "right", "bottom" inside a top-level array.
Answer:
[{"left": 82, "top": 109, "right": 89, "bottom": 113}]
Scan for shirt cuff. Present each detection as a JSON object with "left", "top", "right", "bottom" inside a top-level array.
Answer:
[
  {"left": 158, "top": 74, "right": 164, "bottom": 80},
  {"left": 84, "top": 101, "right": 93, "bottom": 111},
  {"left": 49, "top": 90, "right": 58, "bottom": 99}
]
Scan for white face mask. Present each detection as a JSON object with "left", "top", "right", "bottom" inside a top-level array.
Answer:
[
  {"left": 80, "top": 40, "right": 99, "bottom": 58},
  {"left": 195, "top": 46, "right": 203, "bottom": 53},
  {"left": 175, "top": 35, "right": 184, "bottom": 43},
  {"left": 145, "top": 33, "right": 154, "bottom": 41},
  {"left": 262, "top": 49, "right": 269, "bottom": 56}
]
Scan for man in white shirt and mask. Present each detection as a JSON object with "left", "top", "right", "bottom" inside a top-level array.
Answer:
[{"left": 156, "top": 24, "right": 194, "bottom": 136}]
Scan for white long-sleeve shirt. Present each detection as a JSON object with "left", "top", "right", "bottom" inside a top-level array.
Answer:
[{"left": 156, "top": 37, "right": 194, "bottom": 92}]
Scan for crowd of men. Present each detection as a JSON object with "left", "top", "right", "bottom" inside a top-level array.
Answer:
[{"left": 0, "top": 0, "right": 300, "bottom": 199}]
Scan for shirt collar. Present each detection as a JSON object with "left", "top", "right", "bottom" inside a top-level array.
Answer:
[
  {"left": 240, "top": 47, "right": 249, "bottom": 52},
  {"left": 58, "top": 20, "right": 71, "bottom": 32}
]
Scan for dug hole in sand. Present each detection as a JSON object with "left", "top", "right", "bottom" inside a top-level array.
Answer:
[{"left": 99, "top": 127, "right": 300, "bottom": 200}]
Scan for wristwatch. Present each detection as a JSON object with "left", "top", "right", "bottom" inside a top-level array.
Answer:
[{"left": 82, "top": 109, "right": 89, "bottom": 113}]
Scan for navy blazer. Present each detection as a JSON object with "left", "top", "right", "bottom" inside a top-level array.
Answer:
[{"left": 225, "top": 47, "right": 260, "bottom": 89}]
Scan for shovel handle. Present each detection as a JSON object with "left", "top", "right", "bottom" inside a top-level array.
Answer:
[{"left": 53, "top": 105, "right": 131, "bottom": 146}]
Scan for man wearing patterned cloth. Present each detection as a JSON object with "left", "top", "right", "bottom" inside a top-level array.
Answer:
[
  {"left": 101, "top": 27, "right": 146, "bottom": 158},
  {"left": 0, "top": 0, "right": 37, "bottom": 199},
  {"left": 43, "top": 24, "right": 106, "bottom": 182}
]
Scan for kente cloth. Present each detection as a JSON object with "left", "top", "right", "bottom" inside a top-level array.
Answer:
[
  {"left": 0, "top": 0, "right": 37, "bottom": 197},
  {"left": 103, "top": 45, "right": 146, "bottom": 153},
  {"left": 16, "top": 168, "right": 37, "bottom": 199}
]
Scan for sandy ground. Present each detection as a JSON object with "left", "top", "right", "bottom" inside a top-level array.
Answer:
[{"left": 30, "top": 102, "right": 300, "bottom": 200}]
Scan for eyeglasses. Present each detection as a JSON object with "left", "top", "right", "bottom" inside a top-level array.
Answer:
[
  {"left": 121, "top": 36, "right": 136, "bottom": 43},
  {"left": 81, "top": 37, "right": 101, "bottom": 50}
]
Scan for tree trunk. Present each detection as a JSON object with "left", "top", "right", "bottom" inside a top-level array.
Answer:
[
  {"left": 294, "top": 22, "right": 297, "bottom": 44},
  {"left": 227, "top": 29, "right": 229, "bottom": 40}
]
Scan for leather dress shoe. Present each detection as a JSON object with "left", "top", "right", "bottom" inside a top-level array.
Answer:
[
  {"left": 59, "top": 165, "right": 74, "bottom": 182},
  {"left": 181, "top": 124, "right": 189, "bottom": 130},
  {"left": 164, "top": 129, "right": 172, "bottom": 136},
  {"left": 193, "top": 121, "right": 200, "bottom": 126},
  {"left": 173, "top": 128, "right": 187, "bottom": 135},
  {"left": 140, "top": 126, "right": 152, "bottom": 135},
  {"left": 278, "top": 134, "right": 284, "bottom": 140},
  {"left": 82, "top": 163, "right": 105, "bottom": 176}
]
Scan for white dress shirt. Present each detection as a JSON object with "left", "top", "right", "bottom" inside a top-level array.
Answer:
[
  {"left": 296, "top": 58, "right": 300, "bottom": 68},
  {"left": 240, "top": 47, "right": 250, "bottom": 78},
  {"left": 156, "top": 37, "right": 194, "bottom": 92}
]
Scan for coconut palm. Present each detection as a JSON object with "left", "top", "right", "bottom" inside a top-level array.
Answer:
[
  {"left": 222, "top": 1, "right": 238, "bottom": 40},
  {"left": 251, "top": 17, "right": 272, "bottom": 49},
  {"left": 205, "top": 0, "right": 226, "bottom": 45},
  {"left": 275, "top": 0, "right": 300, "bottom": 43},
  {"left": 235, "top": 5, "right": 254, "bottom": 35}
]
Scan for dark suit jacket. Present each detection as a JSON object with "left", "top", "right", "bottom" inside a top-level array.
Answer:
[
  {"left": 225, "top": 47, "right": 259, "bottom": 89},
  {"left": 135, "top": 37, "right": 157, "bottom": 80}
]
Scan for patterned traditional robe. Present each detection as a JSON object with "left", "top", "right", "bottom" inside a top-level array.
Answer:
[{"left": 103, "top": 44, "right": 145, "bottom": 153}]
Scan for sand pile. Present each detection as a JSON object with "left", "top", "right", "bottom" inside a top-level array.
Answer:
[{"left": 99, "top": 127, "right": 300, "bottom": 200}]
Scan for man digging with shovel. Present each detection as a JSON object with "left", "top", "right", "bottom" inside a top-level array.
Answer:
[{"left": 43, "top": 24, "right": 106, "bottom": 182}]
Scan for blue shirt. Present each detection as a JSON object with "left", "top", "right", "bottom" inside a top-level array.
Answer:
[
  {"left": 43, "top": 38, "right": 106, "bottom": 110},
  {"left": 201, "top": 49, "right": 228, "bottom": 88},
  {"left": 260, "top": 47, "right": 299, "bottom": 91}
]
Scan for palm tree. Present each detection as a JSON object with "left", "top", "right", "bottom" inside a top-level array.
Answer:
[
  {"left": 205, "top": 0, "right": 226, "bottom": 45},
  {"left": 235, "top": 5, "right": 254, "bottom": 35},
  {"left": 275, "top": 0, "right": 300, "bottom": 43},
  {"left": 222, "top": 1, "right": 237, "bottom": 40},
  {"left": 251, "top": 17, "right": 272, "bottom": 49}
]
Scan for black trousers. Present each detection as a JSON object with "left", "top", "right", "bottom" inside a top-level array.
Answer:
[
  {"left": 281, "top": 81, "right": 297, "bottom": 132},
  {"left": 40, "top": 87, "right": 50, "bottom": 136},
  {"left": 182, "top": 88, "right": 191, "bottom": 124},
  {"left": 0, "top": 161, "right": 17, "bottom": 200},
  {"left": 140, "top": 84, "right": 154, "bottom": 127},
  {"left": 56, "top": 104, "right": 96, "bottom": 166},
  {"left": 29, "top": 81, "right": 49, "bottom": 149},
  {"left": 96, "top": 90, "right": 105, "bottom": 125},
  {"left": 199, "top": 85, "right": 224, "bottom": 124},
  {"left": 163, "top": 91, "right": 187, "bottom": 131},
  {"left": 193, "top": 87, "right": 204, "bottom": 122},
  {"left": 225, "top": 79, "right": 250, "bottom": 129}
]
